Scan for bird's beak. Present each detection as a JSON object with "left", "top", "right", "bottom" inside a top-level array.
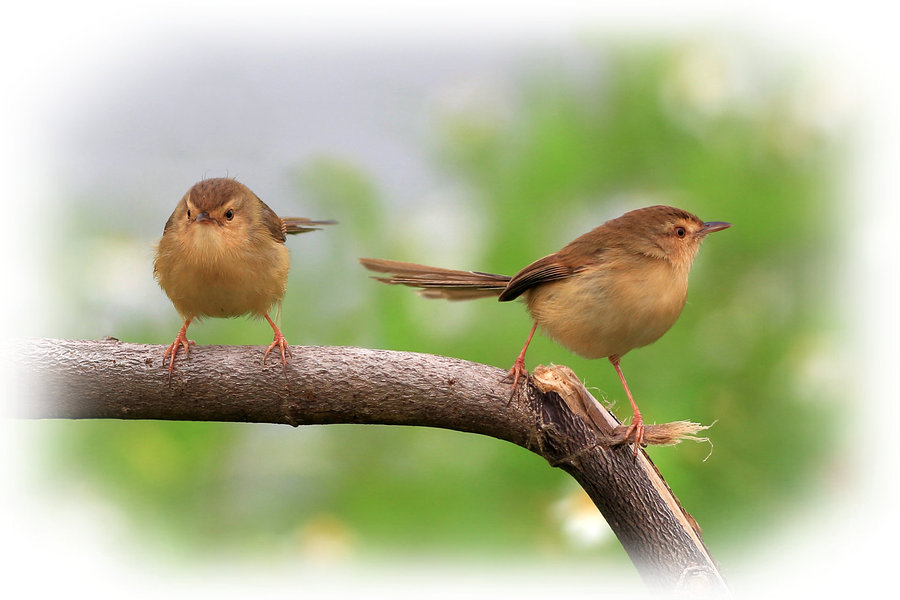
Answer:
[
  {"left": 698, "top": 221, "right": 732, "bottom": 236},
  {"left": 194, "top": 211, "right": 213, "bottom": 224}
]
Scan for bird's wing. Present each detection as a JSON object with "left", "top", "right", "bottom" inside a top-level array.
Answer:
[
  {"left": 498, "top": 253, "right": 578, "bottom": 302},
  {"left": 256, "top": 197, "right": 289, "bottom": 243}
]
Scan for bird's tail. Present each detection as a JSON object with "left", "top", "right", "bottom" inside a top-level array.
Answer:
[
  {"left": 359, "top": 258, "right": 511, "bottom": 300},
  {"left": 283, "top": 217, "right": 338, "bottom": 234}
]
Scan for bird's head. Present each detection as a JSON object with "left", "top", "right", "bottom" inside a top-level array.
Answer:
[
  {"left": 164, "top": 178, "right": 266, "bottom": 254},
  {"left": 611, "top": 205, "right": 731, "bottom": 268}
]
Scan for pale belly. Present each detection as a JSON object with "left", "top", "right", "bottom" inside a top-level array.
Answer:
[
  {"left": 156, "top": 240, "right": 289, "bottom": 319},
  {"left": 524, "top": 263, "right": 688, "bottom": 359}
]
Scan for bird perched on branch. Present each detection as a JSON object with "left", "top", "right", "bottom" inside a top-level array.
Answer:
[
  {"left": 154, "top": 177, "right": 335, "bottom": 375},
  {"left": 360, "top": 205, "right": 730, "bottom": 455}
]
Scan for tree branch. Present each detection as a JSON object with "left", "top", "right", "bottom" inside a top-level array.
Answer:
[{"left": 11, "top": 338, "right": 727, "bottom": 593}]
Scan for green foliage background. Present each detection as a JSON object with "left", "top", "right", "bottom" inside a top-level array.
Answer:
[{"left": 38, "top": 39, "right": 846, "bottom": 571}]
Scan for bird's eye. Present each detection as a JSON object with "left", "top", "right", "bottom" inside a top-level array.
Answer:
[
  {"left": 225, "top": 209, "right": 234, "bottom": 221},
  {"left": 187, "top": 209, "right": 192, "bottom": 220},
  {"left": 675, "top": 226, "right": 686, "bottom": 238}
]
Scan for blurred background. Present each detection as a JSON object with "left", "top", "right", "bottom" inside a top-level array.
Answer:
[{"left": 3, "top": 2, "right": 895, "bottom": 598}]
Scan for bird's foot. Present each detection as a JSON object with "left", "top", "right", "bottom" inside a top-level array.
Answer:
[
  {"left": 163, "top": 330, "right": 195, "bottom": 377},
  {"left": 264, "top": 330, "right": 293, "bottom": 375},
  {"left": 503, "top": 356, "right": 529, "bottom": 403},
  {"left": 622, "top": 412, "right": 645, "bottom": 458}
]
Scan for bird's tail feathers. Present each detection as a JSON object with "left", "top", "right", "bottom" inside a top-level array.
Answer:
[
  {"left": 283, "top": 217, "right": 338, "bottom": 234},
  {"left": 359, "top": 258, "right": 511, "bottom": 300}
]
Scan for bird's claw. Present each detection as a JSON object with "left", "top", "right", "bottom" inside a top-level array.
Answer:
[
  {"left": 503, "top": 357, "right": 529, "bottom": 403},
  {"left": 622, "top": 413, "right": 645, "bottom": 458},
  {"left": 264, "top": 331, "right": 293, "bottom": 375},
  {"left": 163, "top": 332, "right": 195, "bottom": 377}
]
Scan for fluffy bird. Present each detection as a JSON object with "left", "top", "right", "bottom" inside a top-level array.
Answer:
[
  {"left": 154, "top": 178, "right": 334, "bottom": 375},
  {"left": 360, "top": 205, "right": 730, "bottom": 454}
]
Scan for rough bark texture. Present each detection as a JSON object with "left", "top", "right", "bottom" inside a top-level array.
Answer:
[{"left": 11, "top": 338, "right": 727, "bottom": 593}]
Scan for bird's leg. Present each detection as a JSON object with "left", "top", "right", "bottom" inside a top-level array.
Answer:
[
  {"left": 610, "top": 356, "right": 644, "bottom": 457},
  {"left": 263, "top": 313, "right": 293, "bottom": 374},
  {"left": 163, "top": 318, "right": 195, "bottom": 376},
  {"left": 505, "top": 322, "right": 538, "bottom": 398}
]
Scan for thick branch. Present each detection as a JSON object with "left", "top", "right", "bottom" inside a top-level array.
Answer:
[{"left": 12, "top": 338, "right": 726, "bottom": 593}]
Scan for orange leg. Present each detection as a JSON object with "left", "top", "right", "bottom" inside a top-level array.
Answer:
[
  {"left": 506, "top": 321, "right": 538, "bottom": 395},
  {"left": 263, "top": 313, "right": 293, "bottom": 374},
  {"left": 610, "top": 356, "right": 644, "bottom": 457},
  {"left": 163, "top": 318, "right": 195, "bottom": 376}
]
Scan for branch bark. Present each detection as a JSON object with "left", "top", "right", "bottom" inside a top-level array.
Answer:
[{"left": 11, "top": 338, "right": 727, "bottom": 593}]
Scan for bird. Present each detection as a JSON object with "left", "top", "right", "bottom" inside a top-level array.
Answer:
[
  {"left": 359, "top": 205, "right": 730, "bottom": 454},
  {"left": 153, "top": 177, "right": 335, "bottom": 376}
]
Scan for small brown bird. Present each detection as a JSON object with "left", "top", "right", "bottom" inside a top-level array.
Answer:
[
  {"left": 154, "top": 178, "right": 335, "bottom": 375},
  {"left": 360, "top": 205, "right": 730, "bottom": 454}
]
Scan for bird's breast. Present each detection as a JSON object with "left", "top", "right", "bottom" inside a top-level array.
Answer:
[
  {"left": 525, "top": 259, "right": 689, "bottom": 359},
  {"left": 155, "top": 229, "right": 290, "bottom": 319}
]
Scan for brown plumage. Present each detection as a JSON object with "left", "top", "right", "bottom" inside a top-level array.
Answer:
[
  {"left": 360, "top": 205, "right": 731, "bottom": 455},
  {"left": 154, "top": 178, "right": 335, "bottom": 375}
]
